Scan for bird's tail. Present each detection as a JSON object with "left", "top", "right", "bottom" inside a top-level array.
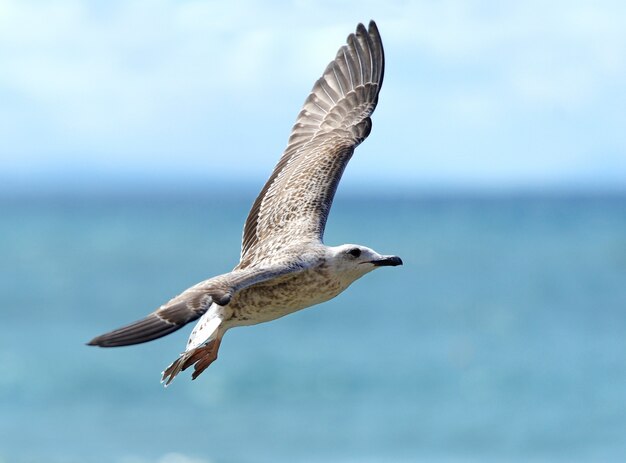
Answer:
[{"left": 161, "top": 335, "right": 223, "bottom": 386}]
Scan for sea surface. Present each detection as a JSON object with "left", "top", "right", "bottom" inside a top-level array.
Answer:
[{"left": 1, "top": 191, "right": 625, "bottom": 463}]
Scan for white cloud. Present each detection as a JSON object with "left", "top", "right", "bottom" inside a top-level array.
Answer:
[
  {"left": 388, "top": 1, "right": 626, "bottom": 108},
  {"left": 0, "top": 0, "right": 624, "bottom": 187}
]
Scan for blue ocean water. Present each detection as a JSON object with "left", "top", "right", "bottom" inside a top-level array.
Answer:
[{"left": 1, "top": 192, "right": 625, "bottom": 463}]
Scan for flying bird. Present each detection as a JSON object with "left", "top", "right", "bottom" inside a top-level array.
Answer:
[{"left": 88, "top": 20, "right": 402, "bottom": 385}]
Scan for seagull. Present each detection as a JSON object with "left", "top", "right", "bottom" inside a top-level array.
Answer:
[{"left": 88, "top": 20, "right": 402, "bottom": 385}]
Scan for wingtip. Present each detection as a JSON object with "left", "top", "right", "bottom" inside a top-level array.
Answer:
[
  {"left": 86, "top": 336, "right": 103, "bottom": 347},
  {"left": 85, "top": 333, "right": 125, "bottom": 348}
]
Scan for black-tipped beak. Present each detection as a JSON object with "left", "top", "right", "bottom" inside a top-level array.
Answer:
[{"left": 371, "top": 255, "right": 403, "bottom": 267}]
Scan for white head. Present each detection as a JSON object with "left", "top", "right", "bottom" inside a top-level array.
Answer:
[{"left": 327, "top": 244, "right": 403, "bottom": 283}]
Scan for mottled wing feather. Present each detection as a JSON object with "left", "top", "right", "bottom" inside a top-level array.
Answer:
[
  {"left": 240, "top": 21, "right": 384, "bottom": 264},
  {"left": 87, "top": 263, "right": 306, "bottom": 347}
]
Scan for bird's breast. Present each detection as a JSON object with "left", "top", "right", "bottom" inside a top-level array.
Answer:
[{"left": 226, "top": 265, "right": 348, "bottom": 326}]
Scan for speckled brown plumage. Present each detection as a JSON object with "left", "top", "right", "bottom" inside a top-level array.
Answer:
[{"left": 88, "top": 21, "right": 402, "bottom": 386}]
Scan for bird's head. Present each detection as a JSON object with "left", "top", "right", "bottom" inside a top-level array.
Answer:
[{"left": 328, "top": 244, "right": 403, "bottom": 282}]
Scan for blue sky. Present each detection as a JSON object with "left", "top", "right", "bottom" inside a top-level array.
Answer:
[{"left": 1, "top": 0, "right": 625, "bottom": 192}]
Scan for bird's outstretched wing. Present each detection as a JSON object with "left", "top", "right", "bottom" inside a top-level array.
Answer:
[
  {"left": 87, "top": 263, "right": 305, "bottom": 347},
  {"left": 239, "top": 21, "right": 384, "bottom": 266}
]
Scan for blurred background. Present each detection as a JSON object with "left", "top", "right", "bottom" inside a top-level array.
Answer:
[{"left": 1, "top": 1, "right": 625, "bottom": 462}]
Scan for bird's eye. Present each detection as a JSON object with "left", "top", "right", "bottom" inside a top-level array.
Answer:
[{"left": 347, "top": 248, "right": 361, "bottom": 258}]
